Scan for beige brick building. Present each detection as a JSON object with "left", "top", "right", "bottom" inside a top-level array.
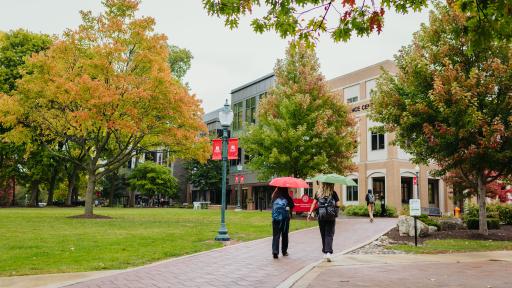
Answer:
[
  {"left": 219, "top": 60, "right": 453, "bottom": 215},
  {"left": 325, "top": 60, "right": 453, "bottom": 215}
]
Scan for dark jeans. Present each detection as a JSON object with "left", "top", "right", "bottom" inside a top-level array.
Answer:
[
  {"left": 318, "top": 219, "right": 336, "bottom": 253},
  {"left": 272, "top": 218, "right": 290, "bottom": 255}
]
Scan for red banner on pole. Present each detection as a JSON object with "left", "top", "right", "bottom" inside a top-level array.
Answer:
[
  {"left": 240, "top": 175, "right": 245, "bottom": 183},
  {"left": 413, "top": 176, "right": 417, "bottom": 185},
  {"left": 235, "top": 175, "right": 239, "bottom": 184},
  {"left": 212, "top": 139, "right": 222, "bottom": 160},
  {"left": 228, "top": 138, "right": 238, "bottom": 160}
]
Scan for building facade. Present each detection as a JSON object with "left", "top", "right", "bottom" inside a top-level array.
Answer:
[
  {"left": 229, "top": 73, "right": 276, "bottom": 210},
  {"left": 226, "top": 61, "right": 453, "bottom": 215},
  {"left": 327, "top": 60, "right": 452, "bottom": 215}
]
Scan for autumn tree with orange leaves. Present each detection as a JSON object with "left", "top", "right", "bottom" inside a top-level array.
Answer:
[
  {"left": 0, "top": 0, "right": 209, "bottom": 217},
  {"left": 370, "top": 4, "right": 512, "bottom": 234}
]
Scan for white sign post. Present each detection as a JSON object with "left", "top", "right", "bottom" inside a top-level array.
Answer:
[
  {"left": 409, "top": 199, "right": 421, "bottom": 216},
  {"left": 409, "top": 199, "right": 421, "bottom": 246}
]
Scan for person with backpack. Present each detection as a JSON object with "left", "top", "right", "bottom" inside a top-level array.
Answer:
[
  {"left": 271, "top": 187, "right": 294, "bottom": 259},
  {"left": 307, "top": 182, "right": 340, "bottom": 262},
  {"left": 365, "top": 189, "right": 375, "bottom": 223}
]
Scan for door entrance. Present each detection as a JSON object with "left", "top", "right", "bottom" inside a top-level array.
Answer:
[
  {"left": 428, "top": 179, "right": 440, "bottom": 208},
  {"left": 372, "top": 177, "right": 385, "bottom": 203}
]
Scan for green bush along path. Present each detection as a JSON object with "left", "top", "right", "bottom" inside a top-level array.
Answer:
[{"left": 0, "top": 208, "right": 315, "bottom": 276}]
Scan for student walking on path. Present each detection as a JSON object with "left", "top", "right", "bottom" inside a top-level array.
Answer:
[
  {"left": 271, "top": 187, "right": 294, "bottom": 259},
  {"left": 307, "top": 183, "right": 340, "bottom": 262},
  {"left": 366, "top": 189, "right": 376, "bottom": 222}
]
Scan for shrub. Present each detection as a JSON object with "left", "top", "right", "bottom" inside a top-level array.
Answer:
[
  {"left": 466, "top": 218, "right": 500, "bottom": 230},
  {"left": 465, "top": 203, "right": 512, "bottom": 225},
  {"left": 344, "top": 204, "right": 368, "bottom": 216},
  {"left": 400, "top": 204, "right": 409, "bottom": 216},
  {"left": 489, "top": 203, "right": 512, "bottom": 225},
  {"left": 418, "top": 214, "right": 441, "bottom": 230},
  {"left": 344, "top": 204, "right": 397, "bottom": 217}
]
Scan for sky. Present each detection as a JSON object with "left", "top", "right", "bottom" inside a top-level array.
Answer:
[{"left": 0, "top": 1, "right": 430, "bottom": 113}]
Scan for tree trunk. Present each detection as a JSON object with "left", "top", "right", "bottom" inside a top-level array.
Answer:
[
  {"left": 128, "top": 189, "right": 135, "bottom": 208},
  {"left": 477, "top": 174, "right": 488, "bottom": 235},
  {"left": 47, "top": 167, "right": 59, "bottom": 206},
  {"left": 29, "top": 180, "right": 40, "bottom": 207},
  {"left": 66, "top": 167, "right": 77, "bottom": 206},
  {"left": 73, "top": 176, "right": 79, "bottom": 203},
  {"left": 84, "top": 171, "right": 96, "bottom": 217},
  {"left": 11, "top": 178, "right": 16, "bottom": 206},
  {"left": 109, "top": 184, "right": 115, "bottom": 207}
]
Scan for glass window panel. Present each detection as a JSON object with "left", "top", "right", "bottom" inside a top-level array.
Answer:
[
  {"left": 344, "top": 84, "right": 359, "bottom": 104},
  {"left": 365, "top": 79, "right": 377, "bottom": 98}
]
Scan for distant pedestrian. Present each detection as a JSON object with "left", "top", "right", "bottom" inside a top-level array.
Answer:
[
  {"left": 366, "top": 189, "right": 375, "bottom": 222},
  {"left": 271, "top": 187, "right": 294, "bottom": 259},
  {"left": 307, "top": 183, "right": 340, "bottom": 262}
]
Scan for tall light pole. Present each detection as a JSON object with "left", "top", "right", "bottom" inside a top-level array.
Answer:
[
  {"left": 215, "top": 100, "right": 233, "bottom": 242},
  {"left": 235, "top": 165, "right": 243, "bottom": 211}
]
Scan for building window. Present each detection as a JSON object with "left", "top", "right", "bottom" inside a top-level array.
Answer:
[
  {"left": 232, "top": 102, "right": 243, "bottom": 130},
  {"left": 259, "top": 92, "right": 267, "bottom": 101},
  {"left": 346, "top": 179, "right": 358, "bottom": 202},
  {"left": 371, "top": 132, "right": 385, "bottom": 150},
  {"left": 245, "top": 97, "right": 256, "bottom": 124},
  {"left": 344, "top": 84, "right": 359, "bottom": 104},
  {"left": 365, "top": 79, "right": 377, "bottom": 98}
]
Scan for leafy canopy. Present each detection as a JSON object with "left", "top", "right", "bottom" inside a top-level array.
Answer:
[
  {"left": 168, "top": 45, "right": 193, "bottom": 83},
  {"left": 241, "top": 42, "right": 357, "bottom": 180},
  {"left": 370, "top": 3, "right": 512, "bottom": 179},
  {"left": 128, "top": 162, "right": 178, "bottom": 198},
  {"left": 184, "top": 159, "right": 222, "bottom": 193},
  {"left": 202, "top": 0, "right": 511, "bottom": 46}
]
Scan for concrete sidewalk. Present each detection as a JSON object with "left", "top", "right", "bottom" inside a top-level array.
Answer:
[
  {"left": 6, "top": 218, "right": 393, "bottom": 288},
  {"left": 293, "top": 251, "right": 512, "bottom": 288}
]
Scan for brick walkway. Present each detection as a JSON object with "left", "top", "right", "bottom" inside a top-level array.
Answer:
[
  {"left": 293, "top": 251, "right": 512, "bottom": 288},
  {"left": 63, "top": 218, "right": 396, "bottom": 288}
]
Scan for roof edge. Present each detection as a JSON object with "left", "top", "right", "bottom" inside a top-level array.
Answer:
[{"left": 230, "top": 72, "right": 275, "bottom": 94}]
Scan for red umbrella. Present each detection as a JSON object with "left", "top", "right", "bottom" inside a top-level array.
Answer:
[{"left": 269, "top": 177, "right": 310, "bottom": 188}]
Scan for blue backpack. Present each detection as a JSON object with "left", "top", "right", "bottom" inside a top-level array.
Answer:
[{"left": 272, "top": 197, "right": 289, "bottom": 221}]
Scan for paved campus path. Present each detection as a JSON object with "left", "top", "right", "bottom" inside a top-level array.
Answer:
[
  {"left": 293, "top": 251, "right": 512, "bottom": 288},
  {"left": 60, "top": 218, "right": 396, "bottom": 288}
]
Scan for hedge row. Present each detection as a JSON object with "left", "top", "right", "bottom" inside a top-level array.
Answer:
[
  {"left": 344, "top": 204, "right": 397, "bottom": 217},
  {"left": 464, "top": 204, "right": 512, "bottom": 225}
]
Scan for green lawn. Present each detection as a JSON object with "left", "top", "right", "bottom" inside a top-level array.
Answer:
[
  {"left": 390, "top": 239, "right": 512, "bottom": 254},
  {"left": 0, "top": 208, "right": 315, "bottom": 276}
]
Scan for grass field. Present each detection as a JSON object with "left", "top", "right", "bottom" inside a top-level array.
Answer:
[
  {"left": 0, "top": 208, "right": 315, "bottom": 276},
  {"left": 390, "top": 239, "right": 512, "bottom": 254}
]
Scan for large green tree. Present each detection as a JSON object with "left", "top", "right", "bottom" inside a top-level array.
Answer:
[
  {"left": 0, "top": 0, "right": 209, "bottom": 217},
  {"left": 0, "top": 29, "right": 54, "bottom": 206},
  {"left": 241, "top": 42, "right": 357, "bottom": 180},
  {"left": 128, "top": 162, "right": 178, "bottom": 199},
  {"left": 369, "top": 4, "right": 512, "bottom": 234},
  {"left": 184, "top": 159, "right": 222, "bottom": 195},
  {"left": 203, "top": 0, "right": 511, "bottom": 46}
]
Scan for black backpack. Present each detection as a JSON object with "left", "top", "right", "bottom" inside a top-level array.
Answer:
[{"left": 317, "top": 194, "right": 338, "bottom": 221}]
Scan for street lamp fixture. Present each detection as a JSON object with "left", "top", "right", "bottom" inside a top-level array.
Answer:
[{"left": 215, "top": 99, "right": 233, "bottom": 242}]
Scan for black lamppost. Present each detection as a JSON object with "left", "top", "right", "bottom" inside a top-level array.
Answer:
[{"left": 215, "top": 100, "right": 233, "bottom": 242}]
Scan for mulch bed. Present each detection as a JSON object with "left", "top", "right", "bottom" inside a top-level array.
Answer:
[
  {"left": 385, "top": 225, "right": 512, "bottom": 245},
  {"left": 67, "top": 214, "right": 112, "bottom": 219}
]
